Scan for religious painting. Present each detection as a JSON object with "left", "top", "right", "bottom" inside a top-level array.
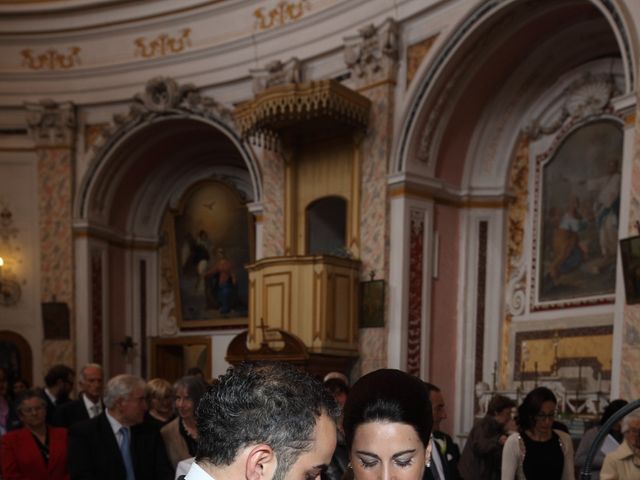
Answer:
[
  {"left": 538, "top": 120, "right": 623, "bottom": 303},
  {"left": 172, "top": 181, "right": 251, "bottom": 328},
  {"left": 620, "top": 235, "right": 640, "bottom": 304}
]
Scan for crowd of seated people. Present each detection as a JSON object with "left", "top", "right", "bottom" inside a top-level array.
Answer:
[{"left": 0, "top": 363, "right": 638, "bottom": 480}]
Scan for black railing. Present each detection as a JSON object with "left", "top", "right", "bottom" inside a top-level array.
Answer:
[{"left": 580, "top": 399, "right": 640, "bottom": 479}]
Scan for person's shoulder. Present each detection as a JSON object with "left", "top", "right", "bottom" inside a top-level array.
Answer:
[
  {"left": 69, "top": 412, "right": 102, "bottom": 434},
  {"left": 160, "top": 416, "right": 180, "bottom": 435},
  {"left": 1, "top": 426, "right": 26, "bottom": 442}
]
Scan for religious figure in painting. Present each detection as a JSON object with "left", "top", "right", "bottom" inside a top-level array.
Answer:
[{"left": 539, "top": 121, "right": 622, "bottom": 302}]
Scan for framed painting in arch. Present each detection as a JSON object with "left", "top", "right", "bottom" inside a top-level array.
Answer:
[
  {"left": 535, "top": 119, "right": 623, "bottom": 308},
  {"left": 170, "top": 180, "right": 252, "bottom": 329}
]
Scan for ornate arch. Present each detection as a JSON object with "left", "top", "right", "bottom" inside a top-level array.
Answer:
[
  {"left": 75, "top": 77, "right": 262, "bottom": 220},
  {"left": 393, "top": 0, "right": 636, "bottom": 175}
]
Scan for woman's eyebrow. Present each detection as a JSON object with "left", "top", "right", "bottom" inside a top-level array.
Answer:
[{"left": 392, "top": 449, "right": 417, "bottom": 459}]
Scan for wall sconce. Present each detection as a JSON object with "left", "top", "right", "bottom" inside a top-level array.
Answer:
[
  {"left": 118, "top": 336, "right": 138, "bottom": 355},
  {"left": 0, "top": 256, "right": 21, "bottom": 307}
]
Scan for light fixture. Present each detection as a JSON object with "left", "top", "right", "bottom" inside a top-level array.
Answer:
[{"left": 0, "top": 256, "right": 21, "bottom": 307}]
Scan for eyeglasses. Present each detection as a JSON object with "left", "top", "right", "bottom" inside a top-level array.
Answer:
[
  {"left": 535, "top": 413, "right": 556, "bottom": 420},
  {"left": 21, "top": 405, "right": 45, "bottom": 414}
]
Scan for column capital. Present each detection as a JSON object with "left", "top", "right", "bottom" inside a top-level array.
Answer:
[
  {"left": 25, "top": 100, "right": 76, "bottom": 148},
  {"left": 344, "top": 18, "right": 399, "bottom": 88}
]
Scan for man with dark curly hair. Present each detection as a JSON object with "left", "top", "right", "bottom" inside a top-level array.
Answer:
[{"left": 181, "top": 362, "right": 339, "bottom": 480}]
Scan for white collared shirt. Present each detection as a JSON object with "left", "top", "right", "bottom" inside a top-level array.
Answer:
[
  {"left": 44, "top": 388, "right": 57, "bottom": 405},
  {"left": 184, "top": 463, "right": 215, "bottom": 480},
  {"left": 105, "top": 409, "right": 128, "bottom": 448},
  {"left": 430, "top": 438, "right": 446, "bottom": 480},
  {"left": 82, "top": 394, "right": 102, "bottom": 418}
]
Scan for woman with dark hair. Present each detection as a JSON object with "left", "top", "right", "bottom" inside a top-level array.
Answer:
[
  {"left": 160, "top": 375, "right": 207, "bottom": 471},
  {"left": 342, "top": 369, "right": 433, "bottom": 480},
  {"left": 501, "top": 387, "right": 574, "bottom": 480},
  {"left": 575, "top": 399, "right": 628, "bottom": 480}
]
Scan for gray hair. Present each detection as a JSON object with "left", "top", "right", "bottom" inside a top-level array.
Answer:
[
  {"left": 79, "top": 363, "right": 103, "bottom": 382},
  {"left": 621, "top": 411, "right": 640, "bottom": 433},
  {"left": 103, "top": 374, "right": 145, "bottom": 409},
  {"left": 15, "top": 389, "right": 47, "bottom": 413}
]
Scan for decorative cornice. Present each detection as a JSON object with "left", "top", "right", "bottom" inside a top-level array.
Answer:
[
  {"left": 524, "top": 72, "right": 622, "bottom": 140},
  {"left": 25, "top": 100, "right": 76, "bottom": 148},
  {"left": 250, "top": 57, "right": 302, "bottom": 95},
  {"left": 234, "top": 79, "right": 371, "bottom": 147}
]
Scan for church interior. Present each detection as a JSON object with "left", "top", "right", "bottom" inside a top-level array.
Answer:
[{"left": 1, "top": 0, "right": 639, "bottom": 442}]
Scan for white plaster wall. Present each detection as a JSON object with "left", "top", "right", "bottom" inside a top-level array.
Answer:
[{"left": 0, "top": 148, "right": 43, "bottom": 386}]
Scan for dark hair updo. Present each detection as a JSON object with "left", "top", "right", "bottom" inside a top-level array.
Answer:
[{"left": 343, "top": 369, "right": 433, "bottom": 450}]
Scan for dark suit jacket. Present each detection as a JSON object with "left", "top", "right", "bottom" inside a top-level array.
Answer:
[
  {"left": 1, "top": 426, "right": 70, "bottom": 480},
  {"left": 42, "top": 390, "right": 70, "bottom": 425},
  {"left": 424, "top": 432, "right": 461, "bottom": 480},
  {"left": 68, "top": 412, "right": 172, "bottom": 480},
  {"left": 52, "top": 394, "right": 102, "bottom": 428}
]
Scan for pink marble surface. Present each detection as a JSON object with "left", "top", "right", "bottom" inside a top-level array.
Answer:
[
  {"left": 261, "top": 148, "right": 285, "bottom": 257},
  {"left": 407, "top": 211, "right": 424, "bottom": 375},
  {"left": 360, "top": 87, "right": 390, "bottom": 281},
  {"left": 38, "top": 149, "right": 74, "bottom": 368},
  {"left": 621, "top": 112, "right": 640, "bottom": 399}
]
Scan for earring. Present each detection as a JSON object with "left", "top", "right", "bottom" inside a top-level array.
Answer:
[{"left": 347, "top": 463, "right": 352, "bottom": 469}]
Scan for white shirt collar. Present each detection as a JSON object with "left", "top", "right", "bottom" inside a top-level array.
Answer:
[
  {"left": 185, "top": 463, "right": 215, "bottom": 480},
  {"left": 430, "top": 438, "right": 446, "bottom": 480},
  {"left": 82, "top": 393, "right": 101, "bottom": 417},
  {"left": 44, "top": 388, "right": 57, "bottom": 405},
  {"left": 105, "top": 408, "right": 125, "bottom": 437}
]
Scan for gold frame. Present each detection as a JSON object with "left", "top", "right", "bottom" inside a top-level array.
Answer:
[{"left": 169, "top": 180, "right": 252, "bottom": 329}]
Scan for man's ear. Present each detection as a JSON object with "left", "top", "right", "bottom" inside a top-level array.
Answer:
[{"left": 246, "top": 444, "right": 277, "bottom": 480}]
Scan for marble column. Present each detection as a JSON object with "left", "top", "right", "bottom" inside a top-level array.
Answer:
[{"left": 344, "top": 18, "right": 399, "bottom": 375}]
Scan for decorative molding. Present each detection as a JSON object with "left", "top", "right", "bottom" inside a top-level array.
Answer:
[
  {"left": 251, "top": 58, "right": 302, "bottom": 95},
  {"left": 134, "top": 28, "right": 192, "bottom": 59},
  {"left": 20, "top": 47, "right": 81, "bottom": 70},
  {"left": 506, "top": 257, "right": 526, "bottom": 317},
  {"left": 524, "top": 72, "right": 622, "bottom": 140},
  {"left": 344, "top": 18, "right": 399, "bottom": 87},
  {"left": 254, "top": 0, "right": 311, "bottom": 31},
  {"left": 25, "top": 100, "right": 76, "bottom": 148},
  {"left": 90, "top": 76, "right": 233, "bottom": 160}
]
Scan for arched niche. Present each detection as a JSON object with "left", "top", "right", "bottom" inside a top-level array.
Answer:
[
  {"left": 0, "top": 330, "right": 33, "bottom": 386},
  {"left": 72, "top": 78, "right": 261, "bottom": 375},
  {"left": 306, "top": 196, "right": 347, "bottom": 255}
]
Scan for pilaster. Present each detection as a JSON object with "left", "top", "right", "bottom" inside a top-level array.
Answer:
[{"left": 26, "top": 100, "right": 76, "bottom": 371}]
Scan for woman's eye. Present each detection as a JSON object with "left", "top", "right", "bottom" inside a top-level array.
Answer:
[
  {"left": 395, "top": 458, "right": 413, "bottom": 468},
  {"left": 359, "top": 459, "right": 378, "bottom": 469}
]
